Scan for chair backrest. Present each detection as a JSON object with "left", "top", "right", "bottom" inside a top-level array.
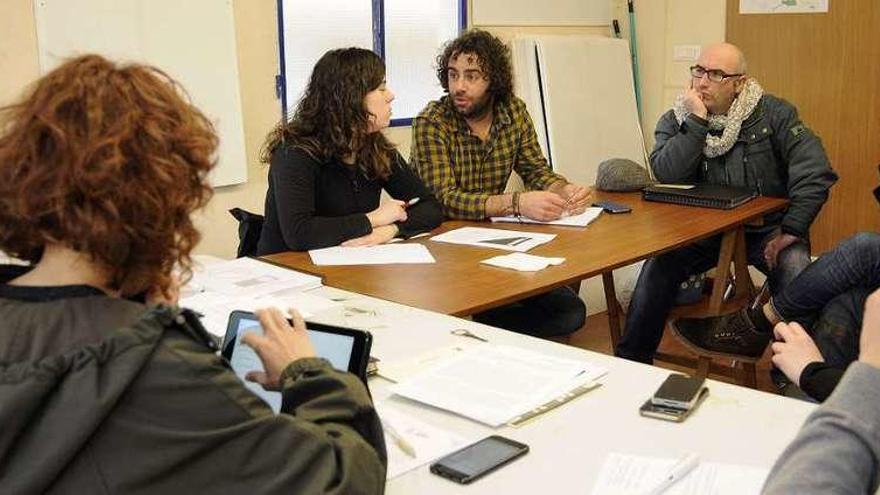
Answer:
[{"left": 229, "top": 208, "right": 264, "bottom": 258}]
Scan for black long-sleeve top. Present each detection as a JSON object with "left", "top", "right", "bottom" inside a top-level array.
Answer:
[
  {"left": 256, "top": 145, "right": 443, "bottom": 255},
  {"left": 799, "top": 361, "right": 846, "bottom": 402}
]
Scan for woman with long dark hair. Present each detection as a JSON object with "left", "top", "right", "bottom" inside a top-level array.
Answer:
[{"left": 257, "top": 47, "right": 442, "bottom": 254}]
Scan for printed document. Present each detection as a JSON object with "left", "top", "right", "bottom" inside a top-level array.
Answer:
[
  {"left": 430, "top": 227, "right": 556, "bottom": 253},
  {"left": 390, "top": 345, "right": 606, "bottom": 427},
  {"left": 308, "top": 244, "right": 435, "bottom": 265},
  {"left": 491, "top": 207, "right": 603, "bottom": 227},
  {"left": 377, "top": 403, "right": 471, "bottom": 479},
  {"left": 590, "top": 453, "right": 770, "bottom": 495}
]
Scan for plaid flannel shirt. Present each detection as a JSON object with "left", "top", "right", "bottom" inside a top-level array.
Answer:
[{"left": 410, "top": 95, "right": 566, "bottom": 220}]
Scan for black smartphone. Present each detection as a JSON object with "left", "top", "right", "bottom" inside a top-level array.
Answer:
[
  {"left": 430, "top": 435, "right": 529, "bottom": 484},
  {"left": 592, "top": 200, "right": 632, "bottom": 214},
  {"left": 651, "top": 374, "right": 706, "bottom": 409}
]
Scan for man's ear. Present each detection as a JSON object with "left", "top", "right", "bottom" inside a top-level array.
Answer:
[{"left": 734, "top": 75, "right": 747, "bottom": 94}]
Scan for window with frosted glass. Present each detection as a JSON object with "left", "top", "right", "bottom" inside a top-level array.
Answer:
[
  {"left": 383, "top": 0, "right": 461, "bottom": 124},
  {"left": 280, "top": 0, "right": 373, "bottom": 117}
]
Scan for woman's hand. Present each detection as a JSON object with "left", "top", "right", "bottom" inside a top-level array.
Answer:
[
  {"left": 367, "top": 200, "right": 407, "bottom": 227},
  {"left": 770, "top": 321, "right": 824, "bottom": 386},
  {"left": 241, "top": 307, "right": 316, "bottom": 390},
  {"left": 341, "top": 224, "right": 399, "bottom": 247}
]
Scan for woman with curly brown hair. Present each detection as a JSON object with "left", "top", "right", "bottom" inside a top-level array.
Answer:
[
  {"left": 256, "top": 47, "right": 442, "bottom": 254},
  {"left": 0, "top": 55, "right": 385, "bottom": 493}
]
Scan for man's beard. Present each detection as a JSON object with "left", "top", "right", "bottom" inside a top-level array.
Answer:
[{"left": 455, "top": 93, "right": 493, "bottom": 119}]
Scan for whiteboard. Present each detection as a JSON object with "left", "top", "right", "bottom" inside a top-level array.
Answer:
[
  {"left": 535, "top": 36, "right": 646, "bottom": 185},
  {"left": 33, "top": 0, "right": 247, "bottom": 187},
  {"left": 472, "top": 0, "right": 611, "bottom": 26}
]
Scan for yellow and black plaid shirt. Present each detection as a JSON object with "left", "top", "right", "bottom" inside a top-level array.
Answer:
[{"left": 410, "top": 95, "right": 565, "bottom": 220}]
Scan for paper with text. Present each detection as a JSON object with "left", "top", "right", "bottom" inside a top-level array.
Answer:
[
  {"left": 308, "top": 244, "right": 435, "bottom": 265},
  {"left": 377, "top": 403, "right": 471, "bottom": 479},
  {"left": 491, "top": 207, "right": 603, "bottom": 227},
  {"left": 590, "top": 453, "right": 770, "bottom": 495},
  {"left": 390, "top": 345, "right": 606, "bottom": 427},
  {"left": 430, "top": 227, "right": 556, "bottom": 252}
]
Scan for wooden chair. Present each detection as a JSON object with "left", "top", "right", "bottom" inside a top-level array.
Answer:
[{"left": 657, "top": 227, "right": 761, "bottom": 388}]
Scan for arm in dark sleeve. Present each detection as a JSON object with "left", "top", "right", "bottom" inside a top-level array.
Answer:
[
  {"left": 767, "top": 99, "right": 838, "bottom": 238},
  {"left": 799, "top": 361, "right": 846, "bottom": 402},
  {"left": 383, "top": 153, "right": 443, "bottom": 238},
  {"left": 649, "top": 110, "right": 709, "bottom": 183},
  {"left": 270, "top": 148, "right": 372, "bottom": 250},
  {"left": 763, "top": 362, "right": 880, "bottom": 494}
]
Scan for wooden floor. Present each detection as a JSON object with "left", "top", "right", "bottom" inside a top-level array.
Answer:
[{"left": 566, "top": 311, "right": 781, "bottom": 394}]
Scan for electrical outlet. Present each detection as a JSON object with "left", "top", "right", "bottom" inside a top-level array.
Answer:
[{"left": 672, "top": 45, "right": 701, "bottom": 62}]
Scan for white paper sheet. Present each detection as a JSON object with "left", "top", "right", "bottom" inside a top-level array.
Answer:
[
  {"left": 308, "top": 244, "right": 435, "bottom": 265},
  {"left": 390, "top": 345, "right": 606, "bottom": 427},
  {"left": 430, "top": 227, "right": 556, "bottom": 253},
  {"left": 480, "top": 252, "right": 565, "bottom": 272},
  {"left": 490, "top": 207, "right": 603, "bottom": 227},
  {"left": 181, "top": 288, "right": 340, "bottom": 337},
  {"left": 739, "top": 0, "right": 827, "bottom": 14},
  {"left": 590, "top": 453, "right": 770, "bottom": 495},
  {"left": 187, "top": 257, "right": 322, "bottom": 297},
  {"left": 377, "top": 403, "right": 471, "bottom": 479}
]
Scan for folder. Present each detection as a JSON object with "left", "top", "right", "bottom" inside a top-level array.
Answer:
[{"left": 642, "top": 184, "right": 757, "bottom": 209}]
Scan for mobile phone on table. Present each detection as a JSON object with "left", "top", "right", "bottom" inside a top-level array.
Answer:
[
  {"left": 430, "top": 435, "right": 529, "bottom": 484},
  {"left": 639, "top": 389, "right": 709, "bottom": 422},
  {"left": 592, "top": 200, "right": 632, "bottom": 214},
  {"left": 652, "top": 374, "right": 706, "bottom": 409}
]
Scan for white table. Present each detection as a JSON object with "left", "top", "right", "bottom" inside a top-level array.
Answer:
[{"left": 302, "top": 286, "right": 816, "bottom": 494}]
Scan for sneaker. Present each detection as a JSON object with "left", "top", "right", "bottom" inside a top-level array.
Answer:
[{"left": 671, "top": 309, "right": 771, "bottom": 360}]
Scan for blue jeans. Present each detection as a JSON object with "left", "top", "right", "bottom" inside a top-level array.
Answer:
[
  {"left": 773, "top": 232, "right": 880, "bottom": 326},
  {"left": 473, "top": 286, "right": 586, "bottom": 338},
  {"left": 615, "top": 229, "right": 811, "bottom": 363}
]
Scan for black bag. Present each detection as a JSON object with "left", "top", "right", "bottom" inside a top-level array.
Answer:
[{"left": 229, "top": 208, "right": 264, "bottom": 258}]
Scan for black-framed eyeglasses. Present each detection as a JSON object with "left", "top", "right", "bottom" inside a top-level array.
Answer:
[{"left": 690, "top": 65, "right": 743, "bottom": 83}]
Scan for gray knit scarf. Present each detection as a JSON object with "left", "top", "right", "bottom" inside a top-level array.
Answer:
[{"left": 673, "top": 78, "right": 764, "bottom": 158}]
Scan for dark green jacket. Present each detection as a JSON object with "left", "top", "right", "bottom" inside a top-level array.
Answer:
[
  {"left": 0, "top": 272, "right": 386, "bottom": 494},
  {"left": 651, "top": 94, "right": 838, "bottom": 238}
]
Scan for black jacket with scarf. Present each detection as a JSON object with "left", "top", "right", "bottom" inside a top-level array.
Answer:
[{"left": 651, "top": 94, "right": 838, "bottom": 238}]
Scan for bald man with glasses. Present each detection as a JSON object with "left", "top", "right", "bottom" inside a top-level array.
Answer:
[{"left": 615, "top": 43, "right": 837, "bottom": 365}]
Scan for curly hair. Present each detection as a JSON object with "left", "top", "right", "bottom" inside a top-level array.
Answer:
[
  {"left": 261, "top": 48, "right": 396, "bottom": 180},
  {"left": 0, "top": 54, "right": 217, "bottom": 297},
  {"left": 436, "top": 29, "right": 514, "bottom": 103}
]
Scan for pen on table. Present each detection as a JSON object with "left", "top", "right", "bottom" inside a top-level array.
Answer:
[
  {"left": 404, "top": 197, "right": 420, "bottom": 208},
  {"left": 646, "top": 453, "right": 700, "bottom": 495},
  {"left": 382, "top": 418, "right": 417, "bottom": 458}
]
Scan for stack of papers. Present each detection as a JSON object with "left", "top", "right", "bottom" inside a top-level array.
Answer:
[
  {"left": 390, "top": 345, "right": 606, "bottom": 427},
  {"left": 491, "top": 207, "right": 603, "bottom": 227},
  {"left": 430, "top": 227, "right": 556, "bottom": 252},
  {"left": 590, "top": 453, "right": 770, "bottom": 495},
  {"left": 481, "top": 252, "right": 565, "bottom": 272},
  {"left": 308, "top": 244, "right": 435, "bottom": 265},
  {"left": 180, "top": 257, "right": 336, "bottom": 337}
]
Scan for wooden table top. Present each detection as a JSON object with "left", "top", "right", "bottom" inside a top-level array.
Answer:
[{"left": 264, "top": 191, "right": 788, "bottom": 316}]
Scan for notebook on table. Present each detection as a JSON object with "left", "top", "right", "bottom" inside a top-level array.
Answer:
[{"left": 642, "top": 184, "right": 757, "bottom": 209}]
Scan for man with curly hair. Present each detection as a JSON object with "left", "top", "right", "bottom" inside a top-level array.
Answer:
[{"left": 410, "top": 29, "right": 591, "bottom": 338}]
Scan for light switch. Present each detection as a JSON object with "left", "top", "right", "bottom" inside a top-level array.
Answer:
[{"left": 673, "top": 45, "right": 701, "bottom": 61}]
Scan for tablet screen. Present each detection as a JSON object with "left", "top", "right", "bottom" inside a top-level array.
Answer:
[{"left": 227, "top": 314, "right": 357, "bottom": 412}]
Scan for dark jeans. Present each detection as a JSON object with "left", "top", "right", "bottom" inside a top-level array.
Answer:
[
  {"left": 810, "top": 288, "right": 870, "bottom": 369},
  {"left": 615, "top": 229, "right": 811, "bottom": 363},
  {"left": 473, "top": 286, "right": 586, "bottom": 338},
  {"left": 773, "top": 232, "right": 880, "bottom": 326}
]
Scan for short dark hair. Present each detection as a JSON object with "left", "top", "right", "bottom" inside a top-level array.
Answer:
[
  {"left": 261, "top": 47, "right": 396, "bottom": 180},
  {"left": 436, "top": 29, "right": 513, "bottom": 104}
]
